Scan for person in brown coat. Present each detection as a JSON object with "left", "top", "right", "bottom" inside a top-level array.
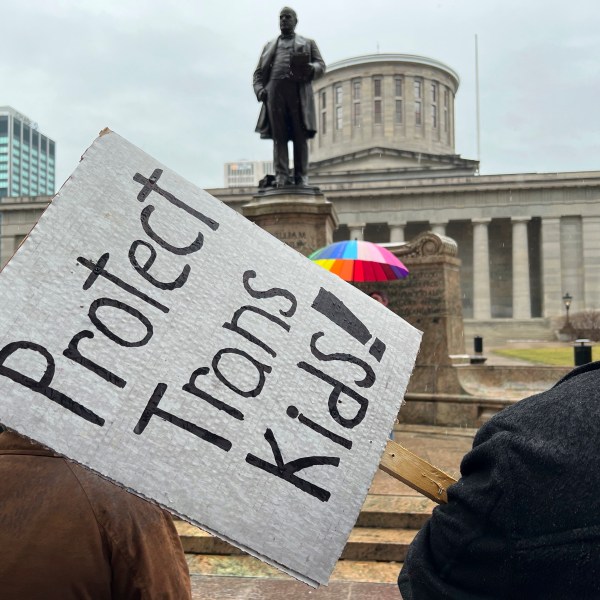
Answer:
[{"left": 0, "top": 430, "right": 191, "bottom": 599}]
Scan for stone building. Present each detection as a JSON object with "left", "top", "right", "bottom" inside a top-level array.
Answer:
[
  {"left": 214, "top": 53, "right": 600, "bottom": 342},
  {"left": 2, "top": 54, "right": 599, "bottom": 344}
]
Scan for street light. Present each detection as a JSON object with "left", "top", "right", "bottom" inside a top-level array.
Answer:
[{"left": 562, "top": 292, "right": 573, "bottom": 326}]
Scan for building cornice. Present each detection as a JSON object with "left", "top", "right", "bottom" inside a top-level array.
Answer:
[
  {"left": 326, "top": 53, "right": 460, "bottom": 88},
  {"left": 207, "top": 170, "right": 600, "bottom": 204},
  {"left": 309, "top": 146, "right": 478, "bottom": 170}
]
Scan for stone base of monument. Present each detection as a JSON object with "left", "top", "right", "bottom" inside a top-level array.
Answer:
[
  {"left": 357, "top": 232, "right": 569, "bottom": 429},
  {"left": 358, "top": 232, "right": 467, "bottom": 396},
  {"left": 242, "top": 188, "right": 338, "bottom": 257}
]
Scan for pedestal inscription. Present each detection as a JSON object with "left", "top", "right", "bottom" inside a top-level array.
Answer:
[{"left": 242, "top": 192, "right": 338, "bottom": 257}]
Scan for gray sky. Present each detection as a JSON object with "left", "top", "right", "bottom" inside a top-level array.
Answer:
[{"left": 3, "top": 0, "right": 600, "bottom": 190}]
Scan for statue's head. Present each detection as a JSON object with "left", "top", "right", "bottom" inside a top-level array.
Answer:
[{"left": 279, "top": 7, "right": 297, "bottom": 34}]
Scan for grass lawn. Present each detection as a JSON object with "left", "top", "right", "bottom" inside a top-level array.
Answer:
[{"left": 492, "top": 346, "right": 599, "bottom": 366}]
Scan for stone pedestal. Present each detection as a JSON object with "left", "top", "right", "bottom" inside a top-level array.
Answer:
[
  {"left": 356, "top": 231, "right": 467, "bottom": 396},
  {"left": 242, "top": 188, "right": 338, "bottom": 256}
]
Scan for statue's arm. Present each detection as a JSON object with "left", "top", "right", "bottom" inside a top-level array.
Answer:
[
  {"left": 253, "top": 44, "right": 269, "bottom": 101},
  {"left": 253, "top": 64, "right": 264, "bottom": 100},
  {"left": 309, "top": 40, "right": 326, "bottom": 80}
]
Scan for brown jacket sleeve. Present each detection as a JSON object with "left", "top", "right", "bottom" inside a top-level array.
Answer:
[{"left": 68, "top": 463, "right": 191, "bottom": 599}]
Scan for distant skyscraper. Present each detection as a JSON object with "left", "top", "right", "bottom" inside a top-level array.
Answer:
[{"left": 0, "top": 106, "right": 55, "bottom": 198}]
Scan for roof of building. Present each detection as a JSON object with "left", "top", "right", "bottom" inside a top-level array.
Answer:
[{"left": 326, "top": 53, "right": 460, "bottom": 88}]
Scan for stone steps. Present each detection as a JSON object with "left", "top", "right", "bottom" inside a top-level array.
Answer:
[
  {"left": 178, "top": 423, "right": 472, "bottom": 589},
  {"left": 177, "top": 521, "right": 418, "bottom": 562},
  {"left": 356, "top": 494, "right": 435, "bottom": 529},
  {"left": 178, "top": 494, "right": 432, "bottom": 585},
  {"left": 186, "top": 554, "right": 402, "bottom": 584}
]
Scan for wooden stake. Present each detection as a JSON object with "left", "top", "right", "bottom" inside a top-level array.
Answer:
[{"left": 379, "top": 440, "right": 457, "bottom": 504}]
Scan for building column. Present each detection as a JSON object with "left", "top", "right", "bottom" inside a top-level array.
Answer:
[
  {"left": 541, "top": 217, "right": 562, "bottom": 317},
  {"left": 430, "top": 221, "right": 447, "bottom": 236},
  {"left": 389, "top": 222, "right": 406, "bottom": 243},
  {"left": 472, "top": 218, "right": 492, "bottom": 319},
  {"left": 583, "top": 216, "right": 600, "bottom": 309},
  {"left": 347, "top": 223, "right": 365, "bottom": 241},
  {"left": 512, "top": 217, "right": 531, "bottom": 319},
  {"left": 561, "top": 216, "right": 584, "bottom": 314}
]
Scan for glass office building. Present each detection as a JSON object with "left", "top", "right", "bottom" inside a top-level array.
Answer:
[{"left": 0, "top": 106, "right": 55, "bottom": 198}]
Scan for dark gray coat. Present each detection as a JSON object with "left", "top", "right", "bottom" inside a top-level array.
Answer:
[
  {"left": 399, "top": 361, "right": 600, "bottom": 599},
  {"left": 253, "top": 34, "right": 325, "bottom": 140}
]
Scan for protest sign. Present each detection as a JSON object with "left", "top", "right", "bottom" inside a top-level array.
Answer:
[{"left": 0, "top": 130, "right": 421, "bottom": 587}]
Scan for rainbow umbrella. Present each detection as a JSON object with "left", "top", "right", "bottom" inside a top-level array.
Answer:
[{"left": 309, "top": 240, "right": 409, "bottom": 282}]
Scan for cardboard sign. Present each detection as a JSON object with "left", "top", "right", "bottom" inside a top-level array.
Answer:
[{"left": 0, "top": 131, "right": 421, "bottom": 587}]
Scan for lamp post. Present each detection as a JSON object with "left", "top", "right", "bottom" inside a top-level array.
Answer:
[{"left": 562, "top": 292, "right": 572, "bottom": 327}]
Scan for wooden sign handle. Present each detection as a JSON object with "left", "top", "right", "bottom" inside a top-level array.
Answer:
[{"left": 379, "top": 440, "right": 457, "bottom": 504}]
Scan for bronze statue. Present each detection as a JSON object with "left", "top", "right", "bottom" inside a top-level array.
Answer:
[{"left": 253, "top": 7, "right": 325, "bottom": 188}]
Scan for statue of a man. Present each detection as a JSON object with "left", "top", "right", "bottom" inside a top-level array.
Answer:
[{"left": 253, "top": 7, "right": 325, "bottom": 188}]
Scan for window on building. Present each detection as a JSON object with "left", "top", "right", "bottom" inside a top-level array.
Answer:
[
  {"left": 335, "top": 84, "right": 342, "bottom": 106},
  {"left": 414, "top": 78, "right": 423, "bottom": 126},
  {"left": 431, "top": 82, "right": 438, "bottom": 129},
  {"left": 0, "top": 117, "right": 7, "bottom": 136},
  {"left": 13, "top": 120, "right": 21, "bottom": 138},
  {"left": 414, "top": 79, "right": 422, "bottom": 99},
  {"left": 353, "top": 101, "right": 361, "bottom": 128},
  {"left": 373, "top": 77, "right": 382, "bottom": 125},
  {"left": 415, "top": 101, "right": 422, "bottom": 126},
  {"left": 444, "top": 88, "right": 450, "bottom": 133},
  {"left": 335, "top": 84, "right": 343, "bottom": 130},
  {"left": 395, "top": 76, "right": 403, "bottom": 98},
  {"left": 320, "top": 90, "right": 327, "bottom": 134},
  {"left": 374, "top": 100, "right": 382, "bottom": 125},
  {"left": 352, "top": 80, "right": 361, "bottom": 127},
  {"left": 373, "top": 77, "right": 382, "bottom": 98},
  {"left": 394, "top": 76, "right": 403, "bottom": 124},
  {"left": 395, "top": 100, "right": 403, "bottom": 124}
]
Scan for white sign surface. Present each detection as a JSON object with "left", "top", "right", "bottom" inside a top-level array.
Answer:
[{"left": 0, "top": 131, "right": 421, "bottom": 586}]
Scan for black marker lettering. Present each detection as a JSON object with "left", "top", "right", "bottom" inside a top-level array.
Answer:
[
  {"left": 0, "top": 341, "right": 104, "bottom": 426},
  {"left": 128, "top": 239, "right": 191, "bottom": 291},
  {"left": 222, "top": 305, "right": 290, "bottom": 358},
  {"left": 212, "top": 348, "right": 272, "bottom": 398},
  {"left": 133, "top": 169, "right": 219, "bottom": 231},
  {"left": 78, "top": 253, "right": 169, "bottom": 314},
  {"left": 297, "top": 361, "right": 369, "bottom": 428},
  {"left": 89, "top": 298, "right": 153, "bottom": 348},
  {"left": 63, "top": 330, "right": 126, "bottom": 388},
  {"left": 183, "top": 367, "right": 244, "bottom": 421},
  {"left": 309, "top": 332, "right": 375, "bottom": 388},
  {"left": 140, "top": 205, "right": 205, "bottom": 256},
  {"left": 287, "top": 405, "right": 352, "bottom": 449},
  {"left": 311, "top": 288, "right": 387, "bottom": 361},
  {"left": 312, "top": 288, "right": 372, "bottom": 343},
  {"left": 245, "top": 428, "right": 339, "bottom": 502},
  {"left": 243, "top": 270, "right": 297, "bottom": 317},
  {"left": 134, "top": 382, "right": 231, "bottom": 451}
]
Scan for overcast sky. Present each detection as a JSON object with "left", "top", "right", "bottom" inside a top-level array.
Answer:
[{"left": 3, "top": 0, "right": 600, "bottom": 190}]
